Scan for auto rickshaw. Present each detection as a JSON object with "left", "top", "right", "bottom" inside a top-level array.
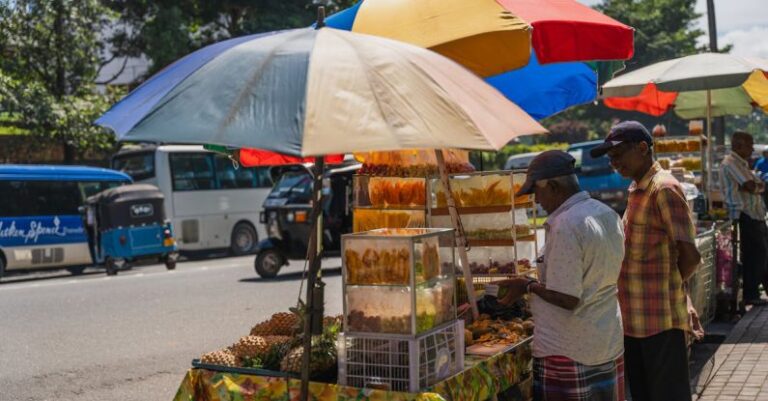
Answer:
[
  {"left": 254, "top": 162, "right": 359, "bottom": 278},
  {"left": 84, "top": 184, "right": 178, "bottom": 275}
]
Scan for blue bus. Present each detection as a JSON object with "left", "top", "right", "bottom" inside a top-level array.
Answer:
[{"left": 0, "top": 165, "right": 132, "bottom": 278}]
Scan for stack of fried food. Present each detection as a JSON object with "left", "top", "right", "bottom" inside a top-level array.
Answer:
[{"left": 464, "top": 315, "right": 535, "bottom": 347}]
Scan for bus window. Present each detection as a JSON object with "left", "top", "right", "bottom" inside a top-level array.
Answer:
[
  {"left": 0, "top": 181, "right": 80, "bottom": 217},
  {"left": 254, "top": 167, "right": 273, "bottom": 188},
  {"left": 214, "top": 155, "right": 254, "bottom": 189},
  {"left": 78, "top": 181, "right": 125, "bottom": 200},
  {"left": 113, "top": 152, "right": 155, "bottom": 181},
  {"left": 170, "top": 153, "right": 215, "bottom": 191}
]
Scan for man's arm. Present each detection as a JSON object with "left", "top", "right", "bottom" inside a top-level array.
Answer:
[
  {"left": 529, "top": 282, "right": 580, "bottom": 310},
  {"left": 496, "top": 278, "right": 579, "bottom": 310},
  {"left": 677, "top": 240, "right": 701, "bottom": 281},
  {"left": 657, "top": 187, "right": 700, "bottom": 280}
]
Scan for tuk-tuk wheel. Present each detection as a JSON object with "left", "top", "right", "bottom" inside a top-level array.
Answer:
[
  {"left": 164, "top": 254, "right": 177, "bottom": 270},
  {"left": 254, "top": 250, "right": 285, "bottom": 279},
  {"left": 105, "top": 258, "right": 119, "bottom": 276}
]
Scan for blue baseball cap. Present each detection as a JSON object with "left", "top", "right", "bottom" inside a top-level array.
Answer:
[{"left": 590, "top": 121, "right": 653, "bottom": 158}]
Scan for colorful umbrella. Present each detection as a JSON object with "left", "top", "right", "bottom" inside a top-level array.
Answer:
[
  {"left": 325, "top": 0, "right": 634, "bottom": 119},
  {"left": 96, "top": 27, "right": 546, "bottom": 156},
  {"left": 603, "top": 53, "right": 768, "bottom": 118}
]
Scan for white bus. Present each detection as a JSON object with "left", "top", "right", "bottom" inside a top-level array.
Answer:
[{"left": 111, "top": 145, "right": 272, "bottom": 255}]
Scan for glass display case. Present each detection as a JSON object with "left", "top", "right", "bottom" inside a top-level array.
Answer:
[
  {"left": 352, "top": 208, "right": 426, "bottom": 232},
  {"left": 342, "top": 228, "right": 457, "bottom": 337},
  {"left": 354, "top": 175, "right": 427, "bottom": 208},
  {"left": 427, "top": 171, "right": 540, "bottom": 282}
]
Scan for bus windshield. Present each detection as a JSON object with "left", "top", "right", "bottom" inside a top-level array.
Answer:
[{"left": 113, "top": 152, "right": 155, "bottom": 181}]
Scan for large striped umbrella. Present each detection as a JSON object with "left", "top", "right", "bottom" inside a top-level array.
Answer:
[
  {"left": 325, "top": 0, "right": 634, "bottom": 119},
  {"left": 96, "top": 27, "right": 545, "bottom": 155}
]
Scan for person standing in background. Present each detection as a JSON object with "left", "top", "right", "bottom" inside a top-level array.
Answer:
[{"left": 721, "top": 131, "right": 768, "bottom": 306}]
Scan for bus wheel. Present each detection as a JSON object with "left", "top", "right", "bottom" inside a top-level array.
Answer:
[
  {"left": 105, "top": 258, "right": 119, "bottom": 276},
  {"left": 231, "top": 223, "right": 257, "bottom": 256},
  {"left": 67, "top": 266, "right": 86, "bottom": 275},
  {"left": 254, "top": 250, "right": 285, "bottom": 279}
]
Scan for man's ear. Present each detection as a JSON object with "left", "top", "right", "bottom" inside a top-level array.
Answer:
[{"left": 639, "top": 141, "right": 651, "bottom": 156}]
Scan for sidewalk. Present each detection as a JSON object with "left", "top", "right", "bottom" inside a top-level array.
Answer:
[{"left": 697, "top": 305, "right": 768, "bottom": 400}]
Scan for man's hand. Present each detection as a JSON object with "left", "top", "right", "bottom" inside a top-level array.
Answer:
[
  {"left": 741, "top": 180, "right": 758, "bottom": 193},
  {"left": 492, "top": 277, "right": 528, "bottom": 306}
]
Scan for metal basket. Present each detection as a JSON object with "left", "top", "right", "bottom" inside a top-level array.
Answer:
[{"left": 338, "top": 320, "right": 465, "bottom": 393}]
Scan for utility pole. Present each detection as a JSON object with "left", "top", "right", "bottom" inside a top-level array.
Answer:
[{"left": 707, "top": 0, "right": 726, "bottom": 146}]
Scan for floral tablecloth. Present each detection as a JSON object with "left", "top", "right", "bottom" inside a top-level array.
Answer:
[{"left": 173, "top": 341, "right": 531, "bottom": 401}]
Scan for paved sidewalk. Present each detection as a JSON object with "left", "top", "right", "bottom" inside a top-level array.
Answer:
[{"left": 698, "top": 305, "right": 768, "bottom": 400}]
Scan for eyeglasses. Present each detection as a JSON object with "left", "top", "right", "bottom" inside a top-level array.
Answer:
[{"left": 606, "top": 142, "right": 638, "bottom": 162}]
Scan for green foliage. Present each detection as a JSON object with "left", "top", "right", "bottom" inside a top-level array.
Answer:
[
  {"left": 105, "top": 0, "right": 358, "bottom": 75},
  {"left": 0, "top": 0, "right": 119, "bottom": 161}
]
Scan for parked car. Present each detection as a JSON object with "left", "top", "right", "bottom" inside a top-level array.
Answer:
[
  {"left": 567, "top": 140, "right": 632, "bottom": 214},
  {"left": 503, "top": 151, "right": 542, "bottom": 170}
]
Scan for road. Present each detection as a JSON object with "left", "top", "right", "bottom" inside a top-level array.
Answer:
[{"left": 0, "top": 256, "right": 344, "bottom": 401}]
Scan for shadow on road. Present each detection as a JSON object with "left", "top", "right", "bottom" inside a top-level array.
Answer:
[{"left": 239, "top": 267, "right": 342, "bottom": 283}]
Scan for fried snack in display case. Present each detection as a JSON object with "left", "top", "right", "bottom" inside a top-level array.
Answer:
[
  {"left": 430, "top": 209, "right": 533, "bottom": 243},
  {"left": 463, "top": 246, "right": 534, "bottom": 275},
  {"left": 353, "top": 175, "right": 427, "bottom": 208},
  {"left": 429, "top": 171, "right": 532, "bottom": 209},
  {"left": 342, "top": 228, "right": 457, "bottom": 337},
  {"left": 654, "top": 137, "right": 701, "bottom": 153},
  {"left": 352, "top": 208, "right": 426, "bottom": 232}
]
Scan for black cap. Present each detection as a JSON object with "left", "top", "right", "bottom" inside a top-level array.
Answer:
[
  {"left": 589, "top": 120, "right": 653, "bottom": 158},
  {"left": 516, "top": 150, "right": 576, "bottom": 195}
]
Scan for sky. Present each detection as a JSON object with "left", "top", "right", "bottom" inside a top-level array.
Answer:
[{"left": 577, "top": 0, "right": 768, "bottom": 59}]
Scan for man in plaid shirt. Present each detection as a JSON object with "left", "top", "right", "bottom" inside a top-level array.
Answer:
[
  {"left": 721, "top": 131, "right": 767, "bottom": 305},
  {"left": 591, "top": 121, "right": 701, "bottom": 401}
]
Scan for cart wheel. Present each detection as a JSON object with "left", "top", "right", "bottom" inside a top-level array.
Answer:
[
  {"left": 164, "top": 254, "right": 177, "bottom": 270},
  {"left": 66, "top": 266, "right": 86, "bottom": 275},
  {"left": 231, "top": 223, "right": 258, "bottom": 255},
  {"left": 254, "top": 250, "right": 285, "bottom": 279},
  {"left": 105, "top": 258, "right": 119, "bottom": 276}
]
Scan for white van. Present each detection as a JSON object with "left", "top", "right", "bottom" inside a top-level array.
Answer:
[{"left": 112, "top": 145, "right": 272, "bottom": 255}]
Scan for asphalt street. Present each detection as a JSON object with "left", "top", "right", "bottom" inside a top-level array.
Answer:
[{"left": 0, "top": 255, "right": 344, "bottom": 401}]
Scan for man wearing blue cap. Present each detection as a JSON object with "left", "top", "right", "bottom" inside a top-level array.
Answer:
[
  {"left": 496, "top": 150, "right": 625, "bottom": 401},
  {"left": 591, "top": 120, "right": 701, "bottom": 401}
]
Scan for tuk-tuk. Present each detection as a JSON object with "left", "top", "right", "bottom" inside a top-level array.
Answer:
[
  {"left": 254, "top": 162, "right": 359, "bottom": 278},
  {"left": 84, "top": 184, "right": 178, "bottom": 275}
]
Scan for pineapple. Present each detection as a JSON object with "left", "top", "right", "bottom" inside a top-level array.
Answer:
[
  {"left": 232, "top": 336, "right": 270, "bottom": 360},
  {"left": 262, "top": 339, "right": 295, "bottom": 371},
  {"left": 200, "top": 348, "right": 237, "bottom": 367},
  {"left": 280, "top": 324, "right": 339, "bottom": 376},
  {"left": 250, "top": 312, "right": 300, "bottom": 336}
]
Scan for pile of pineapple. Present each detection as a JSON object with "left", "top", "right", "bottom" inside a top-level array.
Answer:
[{"left": 200, "top": 309, "right": 342, "bottom": 377}]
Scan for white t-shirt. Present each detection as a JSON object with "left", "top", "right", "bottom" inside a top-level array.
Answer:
[{"left": 531, "top": 191, "right": 625, "bottom": 365}]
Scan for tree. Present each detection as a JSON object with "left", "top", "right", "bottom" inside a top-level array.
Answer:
[
  {"left": 105, "top": 0, "right": 358, "bottom": 76},
  {"left": 540, "top": 0, "right": 706, "bottom": 141},
  {"left": 0, "top": 0, "right": 120, "bottom": 162}
]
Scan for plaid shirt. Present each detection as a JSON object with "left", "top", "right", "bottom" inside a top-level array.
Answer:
[
  {"left": 619, "top": 162, "right": 695, "bottom": 338},
  {"left": 721, "top": 151, "right": 766, "bottom": 221}
]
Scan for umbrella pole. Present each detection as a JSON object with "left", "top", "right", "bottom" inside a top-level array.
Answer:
[
  {"left": 706, "top": 90, "right": 713, "bottom": 212},
  {"left": 435, "top": 150, "right": 480, "bottom": 319},
  {"left": 300, "top": 156, "right": 325, "bottom": 401}
]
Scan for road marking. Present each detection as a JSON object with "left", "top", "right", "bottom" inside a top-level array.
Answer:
[{"left": 0, "top": 261, "right": 249, "bottom": 292}]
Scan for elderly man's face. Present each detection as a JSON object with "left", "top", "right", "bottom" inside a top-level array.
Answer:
[
  {"left": 733, "top": 136, "right": 754, "bottom": 160},
  {"left": 533, "top": 179, "right": 558, "bottom": 214}
]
